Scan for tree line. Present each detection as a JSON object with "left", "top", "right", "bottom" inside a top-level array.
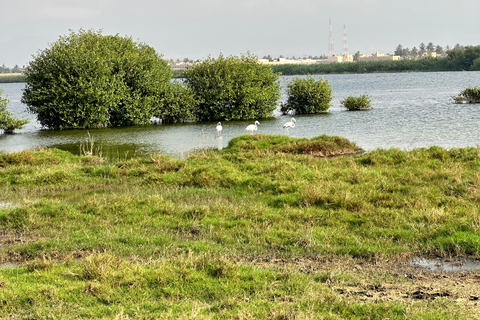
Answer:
[
  {"left": 0, "top": 64, "right": 24, "bottom": 73},
  {"left": 393, "top": 42, "right": 452, "bottom": 59},
  {"left": 273, "top": 45, "right": 480, "bottom": 75}
]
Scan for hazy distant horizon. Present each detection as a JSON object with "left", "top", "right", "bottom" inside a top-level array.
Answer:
[{"left": 1, "top": 0, "right": 479, "bottom": 67}]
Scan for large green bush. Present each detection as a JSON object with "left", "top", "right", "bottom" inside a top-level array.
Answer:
[
  {"left": 183, "top": 53, "right": 280, "bottom": 121},
  {"left": 22, "top": 30, "right": 172, "bottom": 130},
  {"left": 281, "top": 76, "right": 333, "bottom": 114},
  {"left": 0, "top": 89, "right": 28, "bottom": 134}
]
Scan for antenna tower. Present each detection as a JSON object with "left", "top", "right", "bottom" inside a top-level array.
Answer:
[
  {"left": 328, "top": 19, "right": 334, "bottom": 56},
  {"left": 342, "top": 24, "right": 348, "bottom": 56}
]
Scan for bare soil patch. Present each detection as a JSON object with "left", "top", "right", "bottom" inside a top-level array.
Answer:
[{"left": 250, "top": 255, "right": 480, "bottom": 314}]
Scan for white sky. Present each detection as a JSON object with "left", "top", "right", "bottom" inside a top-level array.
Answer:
[{"left": 1, "top": 0, "right": 479, "bottom": 67}]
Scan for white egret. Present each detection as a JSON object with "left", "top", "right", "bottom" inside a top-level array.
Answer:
[
  {"left": 216, "top": 122, "right": 223, "bottom": 136},
  {"left": 245, "top": 121, "right": 260, "bottom": 134},
  {"left": 283, "top": 117, "right": 296, "bottom": 134}
]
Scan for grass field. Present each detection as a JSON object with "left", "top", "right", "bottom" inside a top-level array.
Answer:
[{"left": 1, "top": 134, "right": 480, "bottom": 319}]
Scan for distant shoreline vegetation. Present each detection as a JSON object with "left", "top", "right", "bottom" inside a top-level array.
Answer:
[
  {"left": 272, "top": 56, "right": 480, "bottom": 76},
  {"left": 2, "top": 45, "right": 479, "bottom": 83},
  {"left": 0, "top": 74, "right": 26, "bottom": 83}
]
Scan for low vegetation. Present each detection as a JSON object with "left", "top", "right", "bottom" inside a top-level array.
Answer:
[
  {"left": 453, "top": 86, "right": 480, "bottom": 104},
  {"left": 341, "top": 94, "right": 373, "bottom": 111},
  {"left": 1, "top": 135, "right": 480, "bottom": 318},
  {"left": 0, "top": 89, "right": 28, "bottom": 134},
  {"left": 0, "top": 74, "right": 25, "bottom": 83}
]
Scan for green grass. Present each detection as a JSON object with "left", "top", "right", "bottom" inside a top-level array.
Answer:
[
  {"left": 0, "top": 74, "right": 25, "bottom": 83},
  {"left": 0, "top": 135, "right": 479, "bottom": 318}
]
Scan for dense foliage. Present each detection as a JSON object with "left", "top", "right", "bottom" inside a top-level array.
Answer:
[
  {"left": 445, "top": 45, "right": 480, "bottom": 71},
  {"left": 272, "top": 59, "right": 447, "bottom": 75},
  {"left": 453, "top": 86, "right": 480, "bottom": 104},
  {"left": 0, "top": 89, "right": 28, "bottom": 134},
  {"left": 341, "top": 94, "right": 373, "bottom": 111},
  {"left": 281, "top": 76, "right": 333, "bottom": 114},
  {"left": 22, "top": 30, "right": 172, "bottom": 130},
  {"left": 183, "top": 53, "right": 280, "bottom": 121},
  {"left": 155, "top": 82, "right": 198, "bottom": 123}
]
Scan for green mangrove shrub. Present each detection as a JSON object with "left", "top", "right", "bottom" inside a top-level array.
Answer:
[
  {"left": 155, "top": 82, "right": 198, "bottom": 123},
  {"left": 281, "top": 76, "right": 333, "bottom": 115},
  {"left": 22, "top": 29, "right": 172, "bottom": 130},
  {"left": 452, "top": 86, "right": 480, "bottom": 104},
  {"left": 0, "top": 89, "right": 28, "bottom": 134},
  {"left": 341, "top": 94, "right": 373, "bottom": 111},
  {"left": 183, "top": 53, "right": 281, "bottom": 121}
]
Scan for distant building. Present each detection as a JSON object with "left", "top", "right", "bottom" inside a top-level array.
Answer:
[
  {"left": 170, "top": 63, "right": 190, "bottom": 69},
  {"left": 357, "top": 52, "right": 401, "bottom": 62},
  {"left": 257, "top": 52, "right": 401, "bottom": 66},
  {"left": 316, "top": 54, "right": 353, "bottom": 64},
  {"left": 258, "top": 58, "right": 319, "bottom": 65},
  {"left": 421, "top": 52, "right": 440, "bottom": 58}
]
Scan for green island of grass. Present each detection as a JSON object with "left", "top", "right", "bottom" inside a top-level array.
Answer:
[{"left": 1, "top": 134, "right": 480, "bottom": 319}]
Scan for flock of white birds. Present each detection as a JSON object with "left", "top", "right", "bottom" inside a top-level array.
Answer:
[{"left": 216, "top": 118, "right": 296, "bottom": 136}]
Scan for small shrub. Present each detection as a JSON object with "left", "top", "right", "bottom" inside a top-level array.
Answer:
[
  {"left": 281, "top": 76, "right": 333, "bottom": 115},
  {"left": 0, "top": 89, "right": 28, "bottom": 134},
  {"left": 453, "top": 86, "right": 480, "bottom": 104},
  {"left": 341, "top": 94, "right": 373, "bottom": 111}
]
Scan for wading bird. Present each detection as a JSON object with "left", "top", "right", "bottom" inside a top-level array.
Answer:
[
  {"left": 283, "top": 117, "right": 296, "bottom": 134},
  {"left": 245, "top": 121, "right": 260, "bottom": 134},
  {"left": 216, "top": 122, "right": 222, "bottom": 136}
]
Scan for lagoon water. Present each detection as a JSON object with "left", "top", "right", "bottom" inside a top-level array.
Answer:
[{"left": 1, "top": 71, "right": 480, "bottom": 158}]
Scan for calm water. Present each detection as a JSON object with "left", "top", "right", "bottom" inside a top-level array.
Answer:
[{"left": 1, "top": 71, "right": 480, "bottom": 158}]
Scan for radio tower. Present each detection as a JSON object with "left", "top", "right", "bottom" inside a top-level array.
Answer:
[
  {"left": 328, "top": 19, "right": 334, "bottom": 56},
  {"left": 342, "top": 24, "right": 349, "bottom": 56}
]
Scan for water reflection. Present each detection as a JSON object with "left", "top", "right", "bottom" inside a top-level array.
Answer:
[{"left": 410, "top": 257, "right": 480, "bottom": 273}]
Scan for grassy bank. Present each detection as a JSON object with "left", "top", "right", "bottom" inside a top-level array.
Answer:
[
  {"left": 0, "top": 73, "right": 26, "bottom": 83},
  {"left": 1, "top": 134, "right": 480, "bottom": 318}
]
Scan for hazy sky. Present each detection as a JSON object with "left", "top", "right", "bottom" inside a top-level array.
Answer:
[{"left": 2, "top": 0, "right": 479, "bottom": 67}]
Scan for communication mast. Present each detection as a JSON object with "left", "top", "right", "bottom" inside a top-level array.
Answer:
[
  {"left": 328, "top": 19, "right": 334, "bottom": 56},
  {"left": 342, "top": 24, "right": 349, "bottom": 56}
]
